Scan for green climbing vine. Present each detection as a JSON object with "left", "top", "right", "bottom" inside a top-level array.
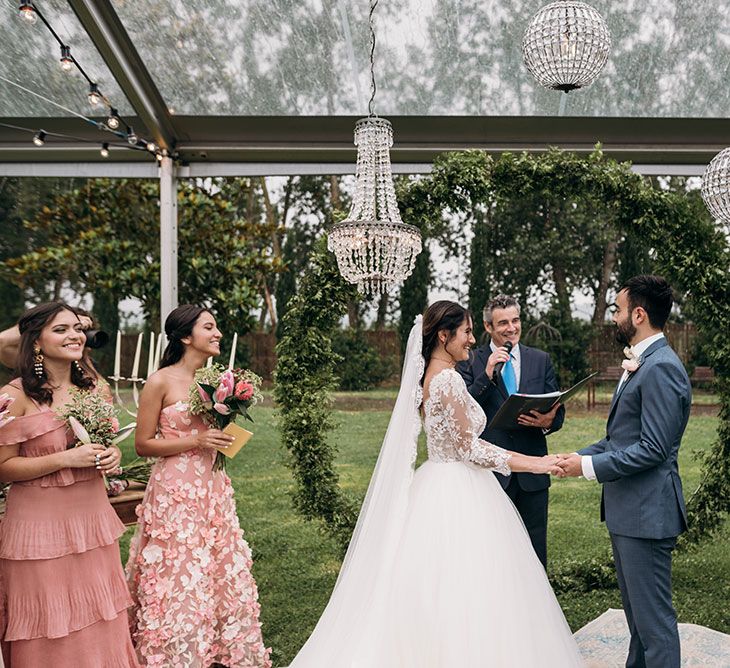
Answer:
[{"left": 273, "top": 236, "right": 359, "bottom": 548}]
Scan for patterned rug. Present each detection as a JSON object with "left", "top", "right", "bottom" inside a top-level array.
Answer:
[{"left": 575, "top": 608, "right": 730, "bottom": 667}]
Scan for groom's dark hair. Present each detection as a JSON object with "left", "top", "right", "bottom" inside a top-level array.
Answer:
[{"left": 621, "top": 275, "right": 673, "bottom": 330}]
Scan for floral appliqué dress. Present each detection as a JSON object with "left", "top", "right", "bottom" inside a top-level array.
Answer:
[{"left": 125, "top": 402, "right": 271, "bottom": 668}]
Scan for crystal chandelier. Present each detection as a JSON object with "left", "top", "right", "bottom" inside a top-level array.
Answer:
[
  {"left": 701, "top": 148, "right": 730, "bottom": 224},
  {"left": 522, "top": 1, "right": 611, "bottom": 93},
  {"left": 328, "top": 0, "right": 422, "bottom": 295}
]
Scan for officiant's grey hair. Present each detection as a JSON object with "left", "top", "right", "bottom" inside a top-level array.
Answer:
[{"left": 483, "top": 295, "right": 521, "bottom": 324}]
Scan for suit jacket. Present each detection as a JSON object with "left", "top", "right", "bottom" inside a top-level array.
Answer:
[
  {"left": 457, "top": 343, "right": 565, "bottom": 492},
  {"left": 578, "top": 338, "right": 690, "bottom": 539}
]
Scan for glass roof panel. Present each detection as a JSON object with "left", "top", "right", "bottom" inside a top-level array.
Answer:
[
  {"left": 112, "top": 0, "right": 730, "bottom": 118},
  {"left": 1, "top": 0, "right": 134, "bottom": 118}
]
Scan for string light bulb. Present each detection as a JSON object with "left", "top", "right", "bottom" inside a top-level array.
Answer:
[
  {"left": 100, "top": 142, "right": 109, "bottom": 158},
  {"left": 126, "top": 128, "right": 138, "bottom": 145},
  {"left": 18, "top": 2, "right": 37, "bottom": 24},
  {"left": 106, "top": 108, "right": 120, "bottom": 130},
  {"left": 156, "top": 152, "right": 163, "bottom": 162},
  {"left": 87, "top": 83, "right": 102, "bottom": 108},
  {"left": 32, "top": 130, "right": 46, "bottom": 146},
  {"left": 59, "top": 45, "right": 73, "bottom": 72},
  {"left": 146, "top": 141, "right": 156, "bottom": 153}
]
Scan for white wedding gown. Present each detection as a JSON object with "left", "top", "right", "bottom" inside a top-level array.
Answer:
[{"left": 290, "top": 320, "right": 583, "bottom": 667}]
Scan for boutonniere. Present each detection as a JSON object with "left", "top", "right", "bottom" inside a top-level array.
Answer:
[{"left": 621, "top": 347, "right": 642, "bottom": 374}]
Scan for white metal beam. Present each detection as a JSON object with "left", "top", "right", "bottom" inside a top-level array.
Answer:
[
  {"left": 159, "top": 157, "right": 178, "bottom": 323},
  {"left": 0, "top": 162, "right": 158, "bottom": 178}
]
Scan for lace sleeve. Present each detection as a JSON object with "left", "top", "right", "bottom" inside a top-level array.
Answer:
[{"left": 433, "top": 371, "right": 512, "bottom": 475}]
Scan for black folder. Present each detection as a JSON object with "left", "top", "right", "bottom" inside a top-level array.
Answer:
[{"left": 488, "top": 372, "right": 599, "bottom": 431}]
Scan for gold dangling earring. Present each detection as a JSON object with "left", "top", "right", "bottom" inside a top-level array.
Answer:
[{"left": 33, "top": 346, "right": 45, "bottom": 378}]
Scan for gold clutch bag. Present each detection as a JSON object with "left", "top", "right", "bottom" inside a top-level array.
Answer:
[{"left": 219, "top": 422, "right": 253, "bottom": 458}]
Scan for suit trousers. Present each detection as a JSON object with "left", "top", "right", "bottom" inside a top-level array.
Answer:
[
  {"left": 504, "top": 476, "right": 548, "bottom": 568},
  {"left": 610, "top": 533, "right": 680, "bottom": 668}
]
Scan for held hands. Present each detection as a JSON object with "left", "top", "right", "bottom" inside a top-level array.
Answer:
[
  {"left": 196, "top": 429, "right": 235, "bottom": 451},
  {"left": 517, "top": 403, "right": 561, "bottom": 429},
  {"left": 554, "top": 453, "right": 583, "bottom": 477},
  {"left": 532, "top": 454, "right": 567, "bottom": 478}
]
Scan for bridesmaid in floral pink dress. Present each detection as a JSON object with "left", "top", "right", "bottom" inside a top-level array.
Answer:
[
  {"left": 126, "top": 305, "right": 271, "bottom": 668},
  {"left": 0, "top": 302, "right": 139, "bottom": 667}
]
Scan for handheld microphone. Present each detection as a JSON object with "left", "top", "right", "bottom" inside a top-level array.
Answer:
[{"left": 492, "top": 340, "right": 513, "bottom": 382}]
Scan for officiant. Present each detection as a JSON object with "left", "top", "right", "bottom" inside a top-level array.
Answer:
[{"left": 457, "top": 295, "right": 564, "bottom": 567}]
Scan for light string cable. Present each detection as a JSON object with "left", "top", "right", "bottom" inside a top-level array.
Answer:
[
  {"left": 0, "top": 119, "right": 151, "bottom": 153},
  {"left": 367, "top": 0, "right": 379, "bottom": 117},
  {"left": 13, "top": 1, "right": 163, "bottom": 157}
]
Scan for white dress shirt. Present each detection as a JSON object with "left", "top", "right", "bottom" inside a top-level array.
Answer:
[
  {"left": 489, "top": 341, "right": 521, "bottom": 390},
  {"left": 580, "top": 332, "right": 665, "bottom": 480}
]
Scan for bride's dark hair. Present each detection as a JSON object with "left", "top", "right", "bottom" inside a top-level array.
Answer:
[{"left": 421, "top": 300, "right": 472, "bottom": 385}]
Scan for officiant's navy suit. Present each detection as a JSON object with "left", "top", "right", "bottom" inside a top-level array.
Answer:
[
  {"left": 579, "top": 337, "right": 690, "bottom": 668},
  {"left": 458, "top": 343, "right": 564, "bottom": 566}
]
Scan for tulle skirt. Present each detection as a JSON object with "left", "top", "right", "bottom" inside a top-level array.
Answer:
[{"left": 296, "top": 460, "right": 584, "bottom": 667}]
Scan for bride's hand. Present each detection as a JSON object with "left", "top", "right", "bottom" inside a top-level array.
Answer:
[{"left": 532, "top": 454, "right": 565, "bottom": 477}]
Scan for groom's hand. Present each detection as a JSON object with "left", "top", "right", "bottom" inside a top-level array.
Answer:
[
  {"left": 517, "top": 403, "right": 561, "bottom": 429},
  {"left": 556, "top": 454, "right": 583, "bottom": 477}
]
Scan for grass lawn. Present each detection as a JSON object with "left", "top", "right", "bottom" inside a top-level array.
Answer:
[{"left": 117, "top": 401, "right": 728, "bottom": 668}]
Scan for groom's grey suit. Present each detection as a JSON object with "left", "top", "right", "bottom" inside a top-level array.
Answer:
[{"left": 579, "top": 337, "right": 690, "bottom": 668}]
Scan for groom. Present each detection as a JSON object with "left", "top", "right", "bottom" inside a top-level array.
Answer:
[
  {"left": 458, "top": 295, "right": 563, "bottom": 567},
  {"left": 558, "top": 275, "right": 690, "bottom": 668}
]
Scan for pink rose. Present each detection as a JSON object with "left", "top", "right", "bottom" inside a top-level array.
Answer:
[
  {"left": 110, "top": 417, "right": 120, "bottom": 432},
  {"left": 213, "top": 402, "right": 231, "bottom": 415},
  {"left": 234, "top": 381, "right": 254, "bottom": 401}
]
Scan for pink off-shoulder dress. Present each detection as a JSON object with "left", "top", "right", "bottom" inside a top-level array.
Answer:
[
  {"left": 125, "top": 401, "right": 271, "bottom": 668},
  {"left": 0, "top": 405, "right": 139, "bottom": 668}
]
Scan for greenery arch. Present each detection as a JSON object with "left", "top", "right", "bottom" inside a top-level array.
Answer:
[{"left": 275, "top": 149, "right": 730, "bottom": 553}]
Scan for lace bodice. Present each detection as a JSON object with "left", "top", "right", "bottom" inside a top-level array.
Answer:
[{"left": 423, "top": 368, "right": 511, "bottom": 474}]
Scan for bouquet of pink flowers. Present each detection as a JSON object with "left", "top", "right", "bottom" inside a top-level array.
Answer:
[
  {"left": 0, "top": 393, "right": 15, "bottom": 431},
  {"left": 188, "top": 363, "right": 262, "bottom": 470}
]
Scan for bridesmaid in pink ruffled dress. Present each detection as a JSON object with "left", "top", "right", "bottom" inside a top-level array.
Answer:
[
  {"left": 0, "top": 302, "right": 139, "bottom": 667},
  {"left": 126, "top": 305, "right": 271, "bottom": 668}
]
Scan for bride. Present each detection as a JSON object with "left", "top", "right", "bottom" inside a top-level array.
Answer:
[{"left": 290, "top": 301, "right": 584, "bottom": 667}]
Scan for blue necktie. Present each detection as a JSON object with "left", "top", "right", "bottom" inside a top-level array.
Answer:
[{"left": 502, "top": 355, "right": 517, "bottom": 395}]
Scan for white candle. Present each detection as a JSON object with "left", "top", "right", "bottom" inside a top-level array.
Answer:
[
  {"left": 131, "top": 332, "right": 143, "bottom": 379},
  {"left": 153, "top": 332, "right": 164, "bottom": 371},
  {"left": 206, "top": 356, "right": 213, "bottom": 368},
  {"left": 114, "top": 330, "right": 122, "bottom": 378},
  {"left": 146, "top": 332, "right": 155, "bottom": 379},
  {"left": 228, "top": 333, "right": 238, "bottom": 370}
]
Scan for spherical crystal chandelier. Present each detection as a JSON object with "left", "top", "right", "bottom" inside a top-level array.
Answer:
[
  {"left": 328, "top": 0, "right": 422, "bottom": 295},
  {"left": 522, "top": 1, "right": 611, "bottom": 93},
  {"left": 701, "top": 148, "right": 730, "bottom": 224}
]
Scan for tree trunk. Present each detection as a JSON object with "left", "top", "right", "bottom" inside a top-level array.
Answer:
[
  {"left": 592, "top": 240, "right": 618, "bottom": 326},
  {"left": 262, "top": 279, "right": 277, "bottom": 331},
  {"left": 552, "top": 264, "right": 571, "bottom": 320},
  {"left": 330, "top": 176, "right": 341, "bottom": 212},
  {"left": 259, "top": 177, "right": 282, "bottom": 259},
  {"left": 375, "top": 293, "right": 388, "bottom": 330},
  {"left": 347, "top": 301, "right": 360, "bottom": 329}
]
